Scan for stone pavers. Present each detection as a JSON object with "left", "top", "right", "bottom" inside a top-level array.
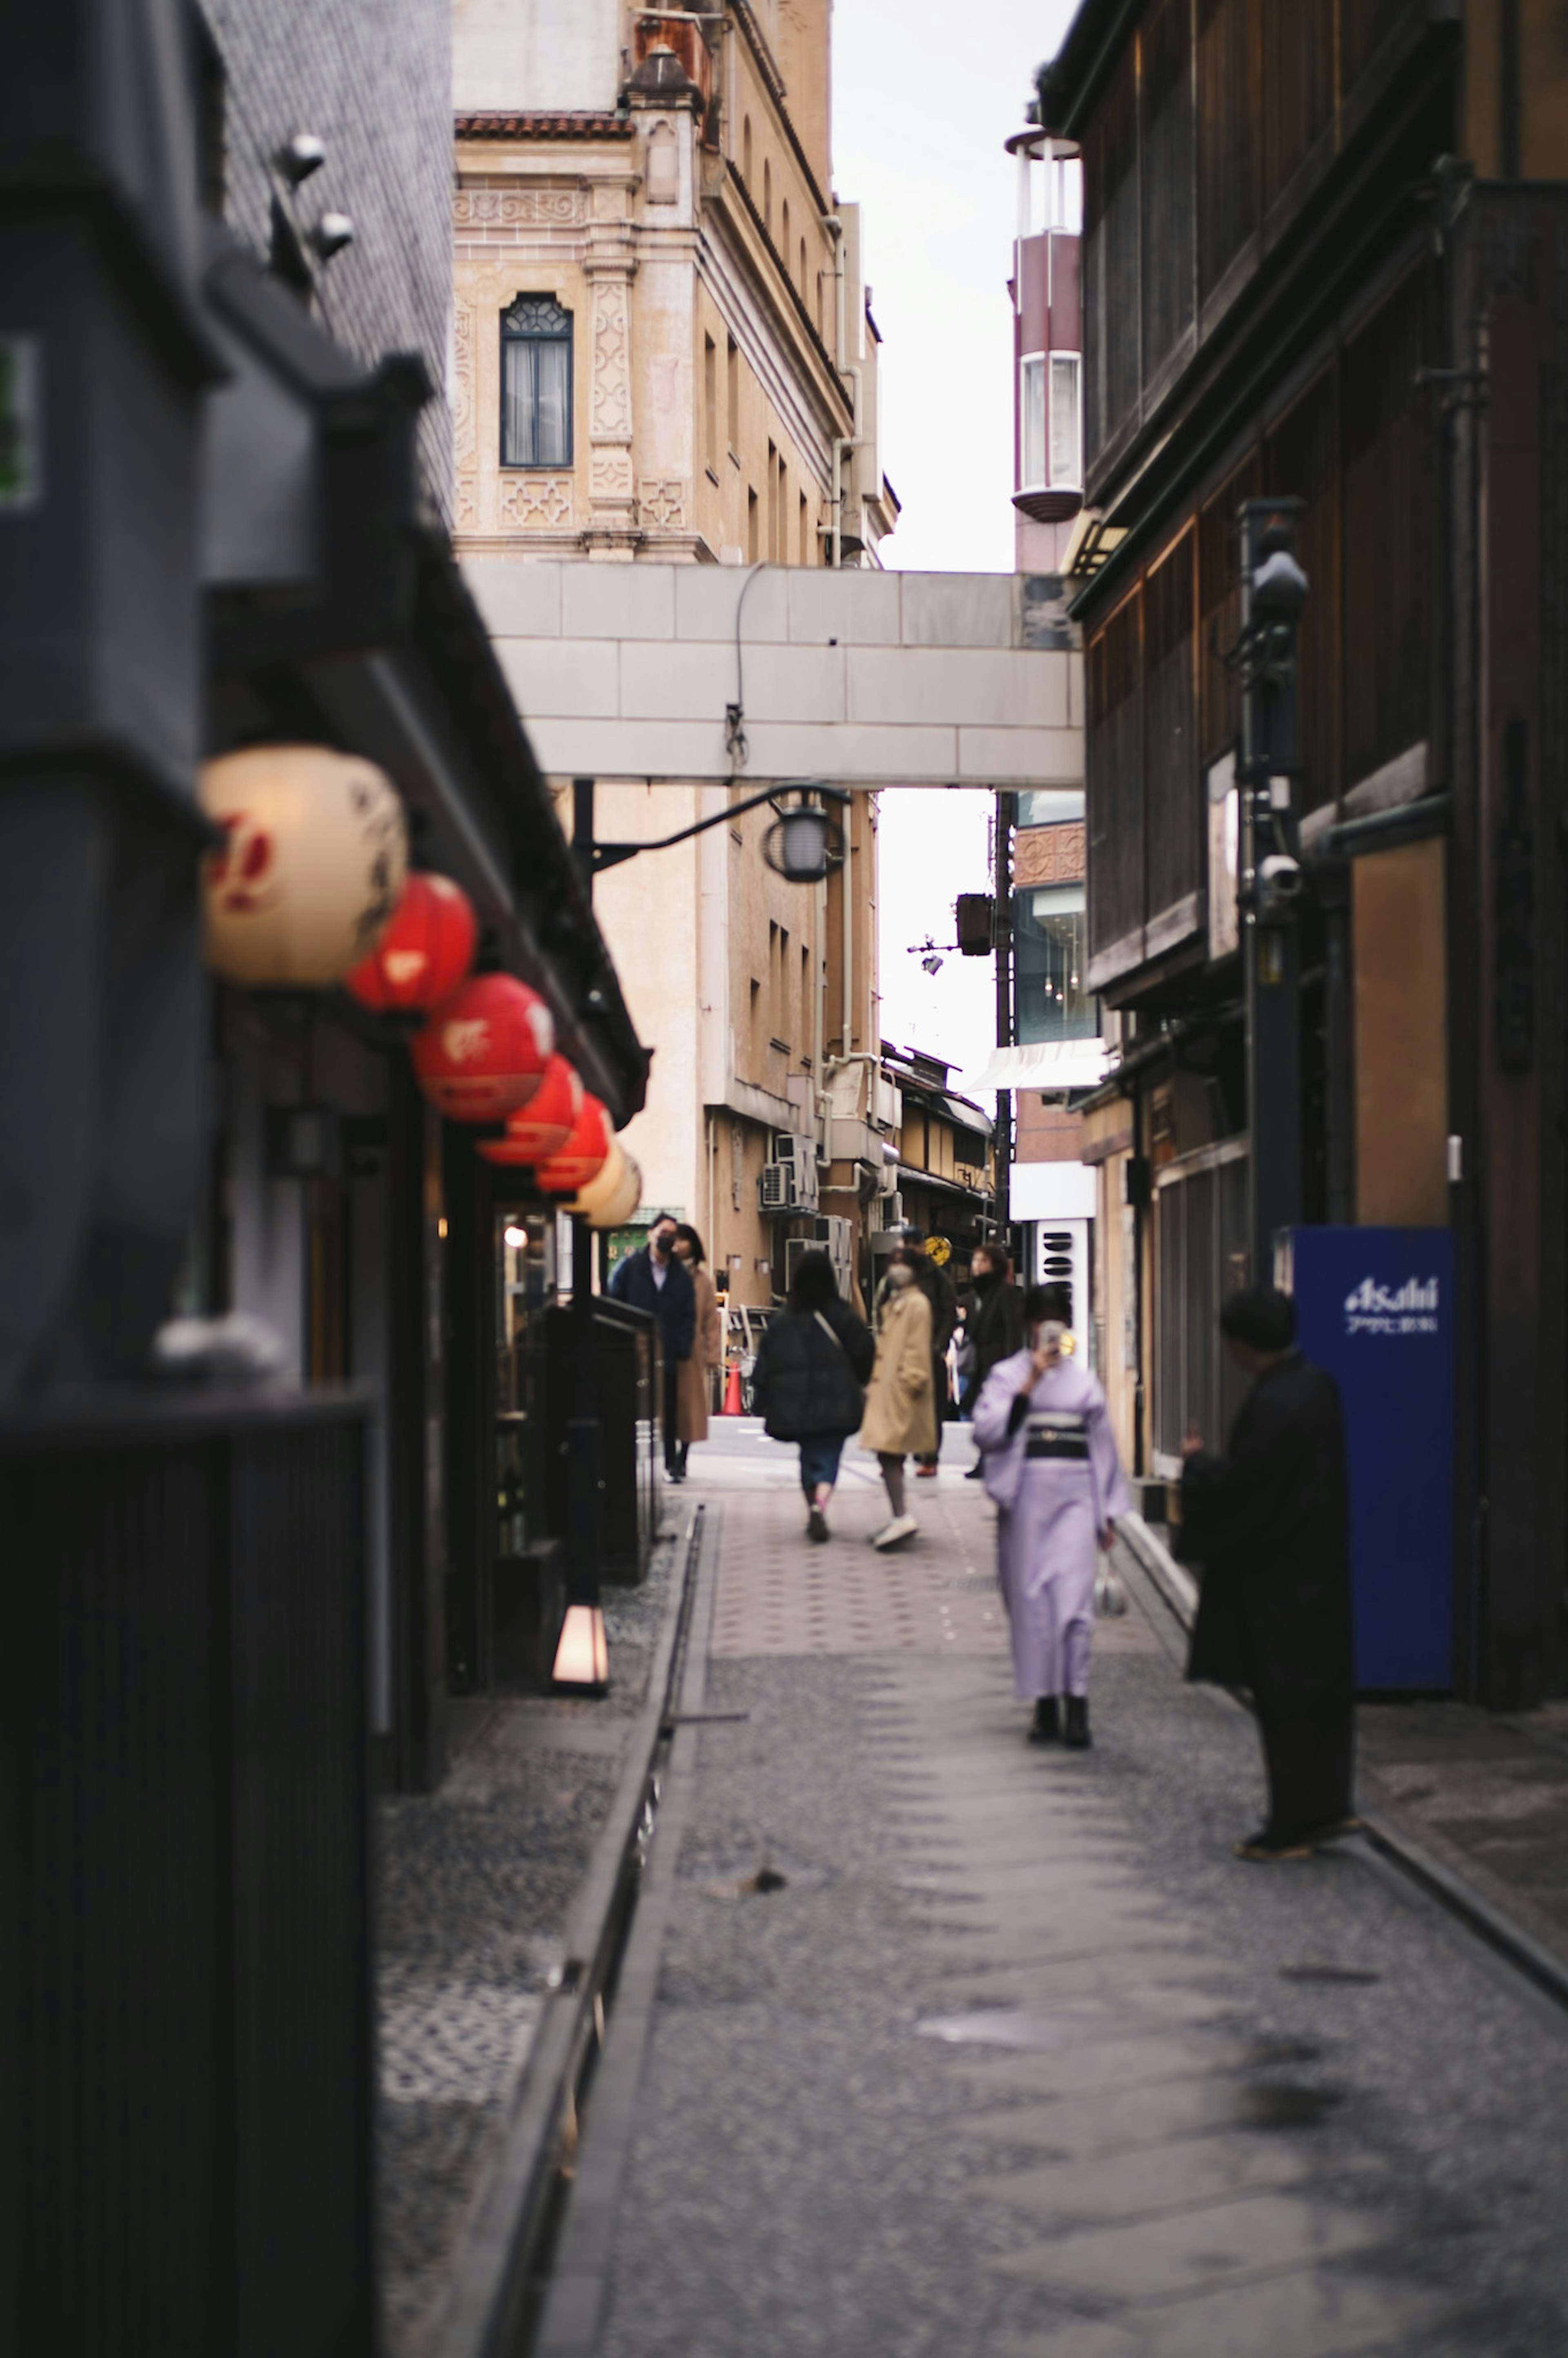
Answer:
[
  {"left": 584, "top": 1449, "right": 1568, "bottom": 2357},
  {"left": 376, "top": 1540, "right": 677, "bottom": 2357}
]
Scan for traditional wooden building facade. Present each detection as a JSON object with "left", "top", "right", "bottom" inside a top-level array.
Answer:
[{"left": 1043, "top": 0, "right": 1568, "bottom": 1706}]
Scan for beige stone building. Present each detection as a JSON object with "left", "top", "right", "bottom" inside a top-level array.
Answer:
[{"left": 451, "top": 0, "right": 898, "bottom": 1308}]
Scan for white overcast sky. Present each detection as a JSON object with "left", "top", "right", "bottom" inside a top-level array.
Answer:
[{"left": 833, "top": 0, "right": 1077, "bottom": 1097}]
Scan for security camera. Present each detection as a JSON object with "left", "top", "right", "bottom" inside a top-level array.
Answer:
[
  {"left": 1252, "top": 546, "right": 1309, "bottom": 621},
  {"left": 921, "top": 953, "right": 943, "bottom": 976},
  {"left": 311, "top": 212, "right": 356, "bottom": 261},
  {"left": 1257, "top": 853, "right": 1305, "bottom": 913}
]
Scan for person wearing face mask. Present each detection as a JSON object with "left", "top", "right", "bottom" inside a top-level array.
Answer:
[
  {"left": 610, "top": 1212, "right": 697, "bottom": 1480},
  {"left": 960, "top": 1245, "right": 1025, "bottom": 1478},
  {"left": 971, "top": 1283, "right": 1129, "bottom": 1747},
  {"left": 858, "top": 1248, "right": 936, "bottom": 1549}
]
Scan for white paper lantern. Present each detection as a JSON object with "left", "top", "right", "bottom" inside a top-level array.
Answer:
[
  {"left": 572, "top": 1142, "right": 642, "bottom": 1230},
  {"left": 200, "top": 744, "right": 408, "bottom": 987}
]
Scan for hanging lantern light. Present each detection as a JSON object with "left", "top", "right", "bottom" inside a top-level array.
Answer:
[
  {"left": 761, "top": 785, "right": 844, "bottom": 885},
  {"left": 535, "top": 1095, "right": 613, "bottom": 1195},
  {"left": 345, "top": 872, "right": 477, "bottom": 1013},
  {"left": 200, "top": 744, "right": 407, "bottom": 986},
  {"left": 410, "top": 972, "right": 555, "bottom": 1123},
  {"left": 478, "top": 1053, "right": 584, "bottom": 1168},
  {"left": 572, "top": 1143, "right": 642, "bottom": 1229}
]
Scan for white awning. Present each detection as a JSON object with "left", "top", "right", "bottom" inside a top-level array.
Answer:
[{"left": 969, "top": 1040, "right": 1111, "bottom": 1094}]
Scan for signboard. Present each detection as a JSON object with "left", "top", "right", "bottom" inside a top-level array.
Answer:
[{"left": 1285, "top": 1226, "right": 1454, "bottom": 1691}]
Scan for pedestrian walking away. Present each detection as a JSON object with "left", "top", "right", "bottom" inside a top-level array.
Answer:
[
  {"left": 959, "top": 1243, "right": 1025, "bottom": 1477},
  {"left": 608, "top": 1212, "right": 696, "bottom": 1481},
  {"left": 860, "top": 1247, "right": 936, "bottom": 1548},
  {"left": 748, "top": 1249, "right": 874, "bottom": 1541},
  {"left": 670, "top": 1223, "right": 722, "bottom": 1480},
  {"left": 1179, "top": 1284, "right": 1359, "bottom": 1862},
  {"left": 911, "top": 1233, "right": 957, "bottom": 1475},
  {"left": 971, "top": 1283, "right": 1129, "bottom": 1747}
]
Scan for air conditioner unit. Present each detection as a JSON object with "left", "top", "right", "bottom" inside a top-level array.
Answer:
[
  {"left": 761, "top": 1132, "right": 818, "bottom": 1212},
  {"left": 784, "top": 1219, "right": 855, "bottom": 1298},
  {"left": 760, "top": 1161, "right": 798, "bottom": 1210}
]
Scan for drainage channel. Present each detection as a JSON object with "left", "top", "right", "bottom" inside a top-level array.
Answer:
[
  {"left": 527, "top": 1491, "right": 724, "bottom": 2358},
  {"left": 421, "top": 1501, "right": 714, "bottom": 2358},
  {"left": 1118, "top": 1511, "right": 1568, "bottom": 2024}
]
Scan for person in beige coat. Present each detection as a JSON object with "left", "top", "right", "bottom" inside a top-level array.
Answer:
[
  {"left": 859, "top": 1249, "right": 936, "bottom": 1549},
  {"left": 672, "top": 1224, "right": 722, "bottom": 1475}
]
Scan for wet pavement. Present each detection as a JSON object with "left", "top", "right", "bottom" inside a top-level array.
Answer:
[{"left": 571, "top": 1423, "right": 1568, "bottom": 2356}]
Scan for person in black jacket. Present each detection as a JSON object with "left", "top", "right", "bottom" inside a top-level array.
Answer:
[
  {"left": 1180, "top": 1286, "right": 1359, "bottom": 1863},
  {"left": 750, "top": 1250, "right": 874, "bottom": 1543},
  {"left": 960, "top": 1245, "right": 1026, "bottom": 1477},
  {"left": 609, "top": 1213, "right": 697, "bottom": 1480}
]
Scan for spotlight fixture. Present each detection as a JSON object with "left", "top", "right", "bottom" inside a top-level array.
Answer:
[
  {"left": 276, "top": 131, "right": 326, "bottom": 185},
  {"left": 311, "top": 212, "right": 356, "bottom": 261}
]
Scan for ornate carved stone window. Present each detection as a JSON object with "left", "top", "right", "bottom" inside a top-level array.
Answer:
[{"left": 501, "top": 295, "right": 573, "bottom": 468}]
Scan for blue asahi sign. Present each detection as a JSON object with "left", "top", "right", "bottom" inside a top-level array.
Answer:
[
  {"left": 1286, "top": 1227, "right": 1455, "bottom": 1692},
  {"left": 1342, "top": 1273, "right": 1441, "bottom": 1336}
]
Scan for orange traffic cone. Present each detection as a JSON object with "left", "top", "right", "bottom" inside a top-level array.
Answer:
[{"left": 722, "top": 1362, "right": 744, "bottom": 1416}]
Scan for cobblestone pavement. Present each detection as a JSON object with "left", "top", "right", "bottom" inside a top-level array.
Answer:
[{"left": 587, "top": 1429, "right": 1568, "bottom": 2358}]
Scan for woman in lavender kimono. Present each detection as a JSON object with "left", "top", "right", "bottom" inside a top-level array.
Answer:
[{"left": 972, "top": 1284, "right": 1130, "bottom": 1748}]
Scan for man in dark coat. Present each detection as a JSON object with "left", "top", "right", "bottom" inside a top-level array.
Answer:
[
  {"left": 609, "top": 1212, "right": 696, "bottom": 1480},
  {"left": 1179, "top": 1286, "right": 1358, "bottom": 1862}
]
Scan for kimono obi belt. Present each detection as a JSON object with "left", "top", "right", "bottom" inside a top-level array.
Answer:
[{"left": 1025, "top": 1411, "right": 1090, "bottom": 1461}]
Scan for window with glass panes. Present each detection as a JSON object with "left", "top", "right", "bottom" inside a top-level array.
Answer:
[
  {"left": 1016, "top": 883, "right": 1096, "bottom": 1043},
  {"left": 501, "top": 295, "right": 572, "bottom": 468}
]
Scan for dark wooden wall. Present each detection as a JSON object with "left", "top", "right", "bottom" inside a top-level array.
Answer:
[
  {"left": 1085, "top": 261, "right": 1437, "bottom": 972},
  {"left": 1079, "top": 0, "right": 1437, "bottom": 477}
]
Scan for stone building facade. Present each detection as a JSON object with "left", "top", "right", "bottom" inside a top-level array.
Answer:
[
  {"left": 451, "top": 0, "right": 898, "bottom": 1313},
  {"left": 450, "top": 1, "right": 893, "bottom": 565}
]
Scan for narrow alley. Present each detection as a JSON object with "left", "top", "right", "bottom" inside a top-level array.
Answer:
[{"left": 530, "top": 1429, "right": 1568, "bottom": 2358}]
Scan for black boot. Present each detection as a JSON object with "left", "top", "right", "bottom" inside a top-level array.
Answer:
[
  {"left": 1063, "top": 1695, "right": 1091, "bottom": 1750},
  {"left": 1029, "top": 1696, "right": 1060, "bottom": 1744}
]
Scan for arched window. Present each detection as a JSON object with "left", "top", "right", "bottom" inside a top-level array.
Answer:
[
  {"left": 742, "top": 115, "right": 753, "bottom": 185},
  {"left": 800, "top": 236, "right": 807, "bottom": 290},
  {"left": 781, "top": 197, "right": 791, "bottom": 267},
  {"left": 763, "top": 157, "right": 772, "bottom": 231},
  {"left": 501, "top": 295, "right": 572, "bottom": 468}
]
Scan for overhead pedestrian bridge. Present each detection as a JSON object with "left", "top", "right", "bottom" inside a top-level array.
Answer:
[{"left": 462, "top": 560, "right": 1082, "bottom": 792}]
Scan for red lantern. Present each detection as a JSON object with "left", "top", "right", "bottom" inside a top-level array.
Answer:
[
  {"left": 411, "top": 972, "right": 555, "bottom": 1123},
  {"left": 478, "top": 1054, "right": 584, "bottom": 1167},
  {"left": 535, "top": 1095, "right": 613, "bottom": 1194},
  {"left": 345, "top": 872, "right": 477, "bottom": 1012}
]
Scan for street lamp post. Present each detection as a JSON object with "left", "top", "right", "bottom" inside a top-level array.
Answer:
[
  {"left": 553, "top": 777, "right": 847, "bottom": 1690},
  {"left": 1236, "top": 498, "right": 1310, "bottom": 1284}
]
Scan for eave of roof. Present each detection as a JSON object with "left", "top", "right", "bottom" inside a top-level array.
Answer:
[
  {"left": 1036, "top": 0, "right": 1144, "bottom": 139},
  {"left": 454, "top": 111, "right": 635, "bottom": 140}
]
